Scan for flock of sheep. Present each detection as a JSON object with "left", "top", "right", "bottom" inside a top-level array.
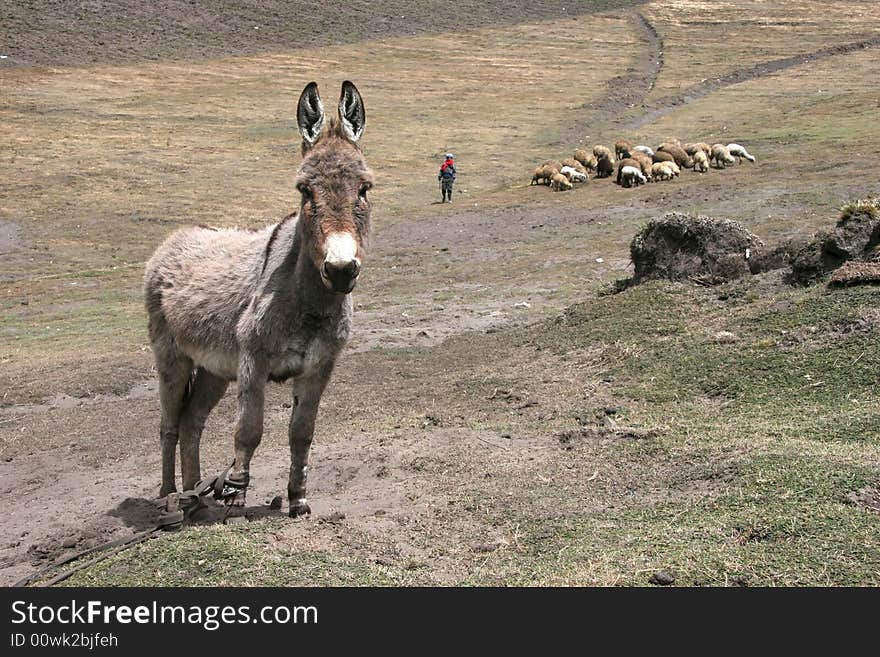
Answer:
[{"left": 530, "top": 138, "right": 756, "bottom": 191}]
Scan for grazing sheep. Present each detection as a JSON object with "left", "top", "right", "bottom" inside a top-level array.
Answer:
[
  {"left": 592, "top": 145, "right": 615, "bottom": 164},
  {"left": 693, "top": 150, "right": 709, "bottom": 173},
  {"left": 561, "top": 157, "right": 588, "bottom": 175},
  {"left": 617, "top": 158, "right": 643, "bottom": 184},
  {"left": 531, "top": 164, "right": 558, "bottom": 185},
  {"left": 651, "top": 162, "right": 676, "bottom": 181},
  {"left": 652, "top": 150, "right": 675, "bottom": 164},
  {"left": 542, "top": 159, "right": 563, "bottom": 172},
  {"left": 629, "top": 151, "right": 654, "bottom": 179},
  {"left": 550, "top": 172, "right": 573, "bottom": 191},
  {"left": 634, "top": 145, "right": 655, "bottom": 158},
  {"left": 667, "top": 161, "right": 681, "bottom": 176},
  {"left": 596, "top": 154, "right": 614, "bottom": 178},
  {"left": 657, "top": 138, "right": 681, "bottom": 150},
  {"left": 657, "top": 143, "right": 694, "bottom": 169},
  {"left": 726, "top": 143, "right": 756, "bottom": 163},
  {"left": 619, "top": 165, "right": 647, "bottom": 188},
  {"left": 573, "top": 149, "right": 598, "bottom": 172},
  {"left": 614, "top": 139, "right": 633, "bottom": 161},
  {"left": 711, "top": 143, "right": 736, "bottom": 168},
  {"left": 560, "top": 165, "right": 587, "bottom": 183},
  {"left": 684, "top": 142, "right": 712, "bottom": 157}
]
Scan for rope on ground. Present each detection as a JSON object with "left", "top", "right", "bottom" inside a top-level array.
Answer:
[{"left": 13, "top": 462, "right": 241, "bottom": 587}]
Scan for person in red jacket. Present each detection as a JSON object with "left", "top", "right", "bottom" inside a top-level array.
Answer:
[{"left": 438, "top": 153, "right": 456, "bottom": 203}]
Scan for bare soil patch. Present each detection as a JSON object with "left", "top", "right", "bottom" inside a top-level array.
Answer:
[{"left": 0, "top": 0, "right": 643, "bottom": 67}]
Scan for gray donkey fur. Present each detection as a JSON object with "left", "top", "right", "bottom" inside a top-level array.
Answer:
[{"left": 144, "top": 81, "right": 372, "bottom": 517}]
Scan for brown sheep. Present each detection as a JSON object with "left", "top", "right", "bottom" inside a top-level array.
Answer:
[
  {"left": 550, "top": 172, "right": 573, "bottom": 191},
  {"left": 651, "top": 162, "right": 676, "bottom": 181},
  {"left": 542, "top": 159, "right": 563, "bottom": 172},
  {"left": 592, "top": 145, "right": 615, "bottom": 164},
  {"left": 652, "top": 150, "right": 675, "bottom": 164},
  {"left": 561, "top": 157, "right": 588, "bottom": 175},
  {"left": 595, "top": 154, "right": 614, "bottom": 178},
  {"left": 573, "top": 148, "right": 597, "bottom": 172},
  {"left": 711, "top": 144, "right": 736, "bottom": 168},
  {"left": 657, "top": 143, "right": 694, "bottom": 169},
  {"left": 614, "top": 139, "right": 633, "bottom": 161},
  {"left": 684, "top": 142, "right": 712, "bottom": 157},
  {"left": 629, "top": 151, "right": 654, "bottom": 179},
  {"left": 692, "top": 150, "right": 709, "bottom": 173},
  {"left": 531, "top": 164, "right": 558, "bottom": 185}
]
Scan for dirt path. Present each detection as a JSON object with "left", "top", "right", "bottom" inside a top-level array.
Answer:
[
  {"left": 627, "top": 34, "right": 880, "bottom": 129},
  {"left": 564, "top": 10, "right": 664, "bottom": 142}
]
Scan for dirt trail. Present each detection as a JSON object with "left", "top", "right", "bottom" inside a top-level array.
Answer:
[
  {"left": 572, "top": 10, "right": 664, "bottom": 138},
  {"left": 626, "top": 35, "right": 880, "bottom": 129}
]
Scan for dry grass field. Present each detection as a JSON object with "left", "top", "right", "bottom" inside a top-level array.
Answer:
[{"left": 1, "top": 0, "right": 878, "bottom": 586}]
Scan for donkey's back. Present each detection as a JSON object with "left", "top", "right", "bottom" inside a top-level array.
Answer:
[{"left": 144, "top": 223, "right": 274, "bottom": 372}]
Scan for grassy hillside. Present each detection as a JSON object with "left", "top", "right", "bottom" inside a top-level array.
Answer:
[{"left": 62, "top": 277, "right": 880, "bottom": 586}]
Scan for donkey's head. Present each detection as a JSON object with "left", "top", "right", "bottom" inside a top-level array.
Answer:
[{"left": 296, "top": 81, "right": 373, "bottom": 295}]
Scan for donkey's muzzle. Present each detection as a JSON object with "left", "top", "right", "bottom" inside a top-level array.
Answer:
[{"left": 322, "top": 260, "right": 360, "bottom": 293}]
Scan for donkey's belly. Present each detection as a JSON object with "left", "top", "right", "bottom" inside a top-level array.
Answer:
[{"left": 185, "top": 345, "right": 239, "bottom": 380}]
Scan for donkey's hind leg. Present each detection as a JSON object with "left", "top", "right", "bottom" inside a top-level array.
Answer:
[
  {"left": 178, "top": 367, "right": 229, "bottom": 490},
  {"left": 157, "top": 352, "right": 194, "bottom": 497}
]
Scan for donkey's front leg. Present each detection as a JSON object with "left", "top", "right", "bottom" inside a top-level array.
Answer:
[
  {"left": 288, "top": 361, "right": 334, "bottom": 517},
  {"left": 229, "top": 357, "right": 268, "bottom": 506}
]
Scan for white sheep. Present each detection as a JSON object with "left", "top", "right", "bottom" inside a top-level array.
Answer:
[
  {"left": 560, "top": 165, "right": 587, "bottom": 183},
  {"left": 619, "top": 165, "right": 647, "bottom": 188},
  {"left": 634, "top": 145, "right": 655, "bottom": 158},
  {"left": 726, "top": 143, "right": 756, "bottom": 163}
]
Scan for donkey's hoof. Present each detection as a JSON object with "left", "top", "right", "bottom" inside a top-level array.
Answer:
[
  {"left": 289, "top": 500, "right": 311, "bottom": 518},
  {"left": 228, "top": 489, "right": 247, "bottom": 507}
]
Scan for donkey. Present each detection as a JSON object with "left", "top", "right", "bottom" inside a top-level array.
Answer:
[{"left": 144, "top": 81, "right": 372, "bottom": 517}]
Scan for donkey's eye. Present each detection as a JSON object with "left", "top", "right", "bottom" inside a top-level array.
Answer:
[{"left": 297, "top": 183, "right": 312, "bottom": 199}]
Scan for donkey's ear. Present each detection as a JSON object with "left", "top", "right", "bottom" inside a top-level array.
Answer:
[
  {"left": 297, "top": 81, "right": 325, "bottom": 149},
  {"left": 338, "top": 81, "right": 366, "bottom": 144}
]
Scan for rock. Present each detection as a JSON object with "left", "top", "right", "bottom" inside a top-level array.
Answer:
[
  {"left": 649, "top": 570, "right": 676, "bottom": 586},
  {"left": 828, "top": 261, "right": 880, "bottom": 288},
  {"left": 318, "top": 511, "right": 346, "bottom": 524},
  {"left": 631, "top": 212, "right": 763, "bottom": 285},
  {"left": 713, "top": 331, "right": 738, "bottom": 344},
  {"left": 790, "top": 199, "right": 880, "bottom": 284},
  {"left": 748, "top": 236, "right": 810, "bottom": 274}
]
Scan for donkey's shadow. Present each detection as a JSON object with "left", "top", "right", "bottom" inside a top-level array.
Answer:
[{"left": 108, "top": 496, "right": 285, "bottom": 531}]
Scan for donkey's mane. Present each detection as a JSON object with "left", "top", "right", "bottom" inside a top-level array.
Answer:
[{"left": 260, "top": 210, "right": 298, "bottom": 277}]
